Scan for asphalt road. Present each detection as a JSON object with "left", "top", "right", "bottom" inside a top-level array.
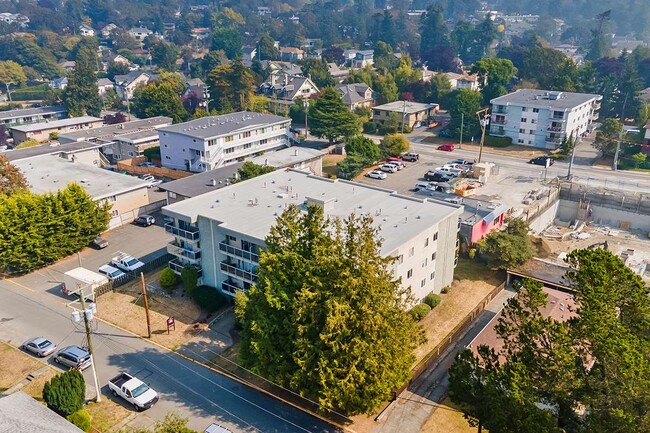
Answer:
[{"left": 0, "top": 277, "right": 339, "bottom": 433}]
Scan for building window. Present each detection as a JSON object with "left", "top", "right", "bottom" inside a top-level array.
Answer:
[
  {"left": 522, "top": 107, "right": 527, "bottom": 111},
  {"left": 260, "top": 139, "right": 268, "bottom": 145},
  {"left": 244, "top": 143, "right": 252, "bottom": 149},
  {"left": 225, "top": 147, "right": 234, "bottom": 154},
  {"left": 424, "top": 237, "right": 429, "bottom": 247},
  {"left": 108, "top": 195, "right": 116, "bottom": 202},
  {"left": 111, "top": 209, "right": 118, "bottom": 217},
  {"left": 430, "top": 272, "right": 435, "bottom": 280},
  {"left": 409, "top": 247, "right": 414, "bottom": 257},
  {"left": 165, "top": 156, "right": 170, "bottom": 159},
  {"left": 422, "top": 258, "right": 428, "bottom": 268},
  {"left": 521, "top": 118, "right": 527, "bottom": 122},
  {"left": 225, "top": 135, "right": 234, "bottom": 142},
  {"left": 529, "top": 130, "right": 534, "bottom": 134},
  {"left": 407, "top": 269, "right": 413, "bottom": 278},
  {"left": 431, "top": 252, "right": 436, "bottom": 261},
  {"left": 242, "top": 131, "right": 251, "bottom": 138},
  {"left": 518, "top": 139, "right": 524, "bottom": 143},
  {"left": 519, "top": 128, "right": 525, "bottom": 133},
  {"left": 226, "top": 235, "right": 236, "bottom": 243},
  {"left": 421, "top": 279, "right": 426, "bottom": 288},
  {"left": 531, "top": 119, "right": 536, "bottom": 124},
  {"left": 533, "top": 108, "right": 539, "bottom": 113},
  {"left": 169, "top": 192, "right": 176, "bottom": 198},
  {"left": 397, "top": 255, "right": 404, "bottom": 264},
  {"left": 433, "top": 232, "right": 438, "bottom": 241}
]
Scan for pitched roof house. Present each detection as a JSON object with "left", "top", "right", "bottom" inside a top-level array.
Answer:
[
  {"left": 114, "top": 71, "right": 151, "bottom": 100},
  {"left": 336, "top": 83, "right": 374, "bottom": 110},
  {"left": 259, "top": 74, "right": 319, "bottom": 114}
]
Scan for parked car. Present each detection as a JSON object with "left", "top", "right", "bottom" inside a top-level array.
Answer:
[
  {"left": 134, "top": 215, "right": 156, "bottom": 226},
  {"left": 386, "top": 161, "right": 405, "bottom": 171},
  {"left": 148, "top": 179, "right": 163, "bottom": 188},
  {"left": 140, "top": 174, "right": 155, "bottom": 182},
  {"left": 437, "top": 144, "right": 455, "bottom": 152},
  {"left": 401, "top": 152, "right": 420, "bottom": 162},
  {"left": 434, "top": 166, "right": 460, "bottom": 177},
  {"left": 438, "top": 130, "right": 453, "bottom": 138},
  {"left": 138, "top": 162, "right": 156, "bottom": 167},
  {"left": 108, "top": 372, "right": 159, "bottom": 411},
  {"left": 414, "top": 182, "right": 433, "bottom": 191},
  {"left": 449, "top": 159, "right": 473, "bottom": 167},
  {"left": 110, "top": 252, "right": 144, "bottom": 272},
  {"left": 22, "top": 337, "right": 56, "bottom": 357},
  {"left": 205, "top": 424, "right": 233, "bottom": 433},
  {"left": 366, "top": 170, "right": 387, "bottom": 180},
  {"left": 378, "top": 164, "right": 398, "bottom": 173},
  {"left": 54, "top": 346, "right": 92, "bottom": 370},
  {"left": 90, "top": 236, "right": 109, "bottom": 249},
  {"left": 424, "top": 171, "right": 454, "bottom": 182},
  {"left": 98, "top": 264, "right": 126, "bottom": 281},
  {"left": 529, "top": 156, "right": 554, "bottom": 166}
]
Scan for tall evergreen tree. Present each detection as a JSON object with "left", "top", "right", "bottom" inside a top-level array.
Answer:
[
  {"left": 63, "top": 47, "right": 102, "bottom": 117},
  {"left": 131, "top": 82, "right": 188, "bottom": 123},
  {"left": 236, "top": 205, "right": 422, "bottom": 415},
  {"left": 43, "top": 369, "right": 85, "bottom": 417},
  {"left": 419, "top": 5, "right": 456, "bottom": 71},
  {"left": 206, "top": 59, "right": 255, "bottom": 113},
  {"left": 308, "top": 88, "right": 361, "bottom": 142},
  {"left": 586, "top": 10, "right": 611, "bottom": 61}
]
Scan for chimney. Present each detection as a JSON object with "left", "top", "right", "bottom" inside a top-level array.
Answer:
[{"left": 284, "top": 74, "right": 289, "bottom": 86}]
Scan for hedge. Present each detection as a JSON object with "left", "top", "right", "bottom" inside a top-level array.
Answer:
[
  {"left": 410, "top": 303, "right": 432, "bottom": 321},
  {"left": 43, "top": 370, "right": 85, "bottom": 417},
  {"left": 424, "top": 293, "right": 441, "bottom": 309},
  {"left": 484, "top": 135, "right": 513, "bottom": 147},
  {"left": 191, "top": 285, "right": 226, "bottom": 312}
]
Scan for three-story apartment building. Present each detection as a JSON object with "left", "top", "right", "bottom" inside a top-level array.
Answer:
[
  {"left": 158, "top": 112, "right": 292, "bottom": 172},
  {"left": 489, "top": 89, "right": 602, "bottom": 149}
]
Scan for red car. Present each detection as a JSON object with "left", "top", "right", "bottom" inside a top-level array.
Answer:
[{"left": 437, "top": 144, "right": 455, "bottom": 151}]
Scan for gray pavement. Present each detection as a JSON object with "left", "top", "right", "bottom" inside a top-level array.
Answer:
[
  {"left": 373, "top": 287, "right": 517, "bottom": 433},
  {"left": 0, "top": 275, "right": 338, "bottom": 433}
]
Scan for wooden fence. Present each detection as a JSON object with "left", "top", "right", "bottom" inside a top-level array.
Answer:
[{"left": 117, "top": 156, "right": 192, "bottom": 180}]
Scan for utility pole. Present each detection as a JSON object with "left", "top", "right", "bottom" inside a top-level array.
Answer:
[
  {"left": 401, "top": 100, "right": 406, "bottom": 134},
  {"left": 459, "top": 112, "right": 464, "bottom": 149},
  {"left": 304, "top": 99, "right": 309, "bottom": 140},
  {"left": 566, "top": 134, "right": 580, "bottom": 181},
  {"left": 476, "top": 108, "right": 490, "bottom": 164},
  {"left": 612, "top": 93, "right": 628, "bottom": 171},
  {"left": 5, "top": 82, "right": 13, "bottom": 102},
  {"left": 140, "top": 272, "right": 151, "bottom": 338},
  {"left": 77, "top": 288, "right": 101, "bottom": 402}
]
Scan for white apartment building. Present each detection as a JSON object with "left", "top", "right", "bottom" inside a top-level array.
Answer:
[
  {"left": 489, "top": 89, "right": 602, "bottom": 149},
  {"left": 162, "top": 169, "right": 463, "bottom": 302},
  {"left": 158, "top": 112, "right": 292, "bottom": 172}
]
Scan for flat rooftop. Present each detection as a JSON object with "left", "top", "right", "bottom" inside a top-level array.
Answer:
[
  {"left": 490, "top": 89, "right": 602, "bottom": 110},
  {"left": 11, "top": 116, "right": 102, "bottom": 133},
  {"left": 58, "top": 117, "right": 172, "bottom": 142},
  {"left": 13, "top": 155, "right": 149, "bottom": 200},
  {"left": 248, "top": 147, "right": 323, "bottom": 167},
  {"left": 0, "top": 106, "right": 66, "bottom": 121},
  {"left": 508, "top": 257, "right": 573, "bottom": 290},
  {"left": 2, "top": 141, "right": 104, "bottom": 161},
  {"left": 158, "top": 111, "right": 290, "bottom": 139},
  {"left": 163, "top": 169, "right": 463, "bottom": 255},
  {"left": 373, "top": 101, "right": 439, "bottom": 114}
]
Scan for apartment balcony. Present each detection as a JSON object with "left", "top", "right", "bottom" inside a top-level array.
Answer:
[
  {"left": 165, "top": 223, "right": 200, "bottom": 241},
  {"left": 169, "top": 258, "right": 202, "bottom": 276},
  {"left": 220, "top": 261, "right": 258, "bottom": 284},
  {"left": 218, "top": 241, "right": 260, "bottom": 263},
  {"left": 551, "top": 115, "right": 565, "bottom": 121},
  {"left": 222, "top": 280, "right": 244, "bottom": 294},
  {"left": 492, "top": 118, "right": 507, "bottom": 125},
  {"left": 545, "top": 137, "right": 563, "bottom": 145},
  {"left": 547, "top": 126, "right": 564, "bottom": 132},
  {"left": 490, "top": 127, "right": 506, "bottom": 137},
  {"left": 492, "top": 107, "right": 507, "bottom": 114},
  {"left": 167, "top": 241, "right": 201, "bottom": 262}
]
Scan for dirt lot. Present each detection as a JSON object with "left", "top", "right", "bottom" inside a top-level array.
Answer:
[
  {"left": 420, "top": 398, "right": 478, "bottom": 433},
  {"left": 0, "top": 342, "right": 40, "bottom": 391},
  {"left": 413, "top": 258, "right": 504, "bottom": 363},
  {"left": 96, "top": 271, "right": 205, "bottom": 350},
  {"left": 323, "top": 154, "right": 345, "bottom": 177}
]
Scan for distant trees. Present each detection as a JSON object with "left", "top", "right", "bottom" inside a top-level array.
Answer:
[
  {"left": 236, "top": 205, "right": 422, "bottom": 415},
  {"left": 592, "top": 118, "right": 623, "bottom": 157},
  {"left": 419, "top": 5, "right": 456, "bottom": 72},
  {"left": 471, "top": 58, "right": 517, "bottom": 104},
  {"left": 0, "top": 183, "right": 109, "bottom": 273},
  {"left": 62, "top": 47, "right": 102, "bottom": 117},
  {"left": 206, "top": 59, "right": 255, "bottom": 113},
  {"left": 0, "top": 60, "right": 27, "bottom": 86},
  {"left": 257, "top": 33, "right": 279, "bottom": 61},
  {"left": 131, "top": 82, "right": 188, "bottom": 123},
  {"left": 151, "top": 42, "right": 181, "bottom": 71},
  {"left": 446, "top": 88, "right": 482, "bottom": 139},
  {"left": 308, "top": 88, "right": 361, "bottom": 143},
  {"left": 43, "top": 370, "right": 85, "bottom": 417},
  {"left": 299, "top": 58, "right": 334, "bottom": 88}
]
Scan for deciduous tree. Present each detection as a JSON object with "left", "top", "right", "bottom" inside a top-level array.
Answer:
[
  {"left": 345, "top": 135, "right": 380, "bottom": 161},
  {"left": 206, "top": 59, "right": 255, "bottom": 113},
  {"left": 478, "top": 217, "right": 534, "bottom": 270},
  {"left": 131, "top": 82, "right": 188, "bottom": 123},
  {"left": 0, "top": 155, "right": 27, "bottom": 195},
  {"left": 0, "top": 60, "right": 27, "bottom": 86},
  {"left": 592, "top": 118, "right": 622, "bottom": 157},
  {"left": 379, "top": 133, "right": 409, "bottom": 157}
]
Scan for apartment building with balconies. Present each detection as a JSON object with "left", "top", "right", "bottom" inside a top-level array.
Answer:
[
  {"left": 162, "top": 169, "right": 464, "bottom": 302},
  {"left": 489, "top": 89, "right": 602, "bottom": 149},
  {"left": 158, "top": 112, "right": 292, "bottom": 172}
]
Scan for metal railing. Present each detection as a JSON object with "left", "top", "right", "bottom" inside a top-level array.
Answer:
[
  {"left": 220, "top": 262, "right": 258, "bottom": 283},
  {"left": 167, "top": 241, "right": 201, "bottom": 261},
  {"left": 164, "top": 223, "right": 200, "bottom": 241},
  {"left": 492, "top": 107, "right": 507, "bottom": 114},
  {"left": 222, "top": 281, "right": 243, "bottom": 294},
  {"left": 491, "top": 118, "right": 506, "bottom": 124},
  {"left": 168, "top": 258, "right": 202, "bottom": 276},
  {"left": 218, "top": 241, "right": 260, "bottom": 263},
  {"left": 547, "top": 126, "right": 563, "bottom": 132}
]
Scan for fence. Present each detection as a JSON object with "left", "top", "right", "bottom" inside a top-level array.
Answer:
[
  {"left": 523, "top": 186, "right": 560, "bottom": 223},
  {"left": 110, "top": 253, "right": 174, "bottom": 289},
  {"left": 559, "top": 181, "right": 650, "bottom": 215},
  {"left": 117, "top": 157, "right": 193, "bottom": 180}
]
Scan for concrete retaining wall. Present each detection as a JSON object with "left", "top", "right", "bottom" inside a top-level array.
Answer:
[
  {"left": 556, "top": 200, "right": 650, "bottom": 232},
  {"left": 529, "top": 199, "right": 560, "bottom": 233}
]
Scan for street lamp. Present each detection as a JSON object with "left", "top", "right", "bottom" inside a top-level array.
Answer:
[{"left": 69, "top": 288, "right": 102, "bottom": 403}]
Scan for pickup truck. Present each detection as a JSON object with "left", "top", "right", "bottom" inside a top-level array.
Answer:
[
  {"left": 108, "top": 372, "right": 159, "bottom": 411},
  {"left": 110, "top": 252, "right": 144, "bottom": 272}
]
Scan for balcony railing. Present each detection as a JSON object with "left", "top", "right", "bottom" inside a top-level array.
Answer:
[
  {"left": 490, "top": 127, "right": 506, "bottom": 136},
  {"left": 222, "top": 281, "right": 244, "bottom": 294},
  {"left": 218, "top": 241, "right": 260, "bottom": 263},
  {"left": 545, "top": 138, "right": 562, "bottom": 145},
  {"left": 220, "top": 262, "right": 258, "bottom": 283},
  {"left": 547, "top": 126, "right": 564, "bottom": 132},
  {"left": 492, "top": 118, "right": 506, "bottom": 125},
  {"left": 551, "top": 115, "right": 565, "bottom": 121},
  {"left": 493, "top": 107, "right": 507, "bottom": 114},
  {"left": 165, "top": 223, "right": 200, "bottom": 241},
  {"left": 169, "top": 258, "right": 202, "bottom": 276},
  {"left": 167, "top": 242, "right": 201, "bottom": 261}
]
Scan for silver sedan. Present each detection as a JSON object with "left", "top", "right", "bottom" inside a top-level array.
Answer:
[{"left": 22, "top": 337, "right": 57, "bottom": 357}]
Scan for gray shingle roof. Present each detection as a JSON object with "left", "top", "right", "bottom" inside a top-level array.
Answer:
[
  {"left": 0, "top": 392, "right": 84, "bottom": 433},
  {"left": 158, "top": 111, "right": 290, "bottom": 139},
  {"left": 490, "top": 89, "right": 602, "bottom": 110}
]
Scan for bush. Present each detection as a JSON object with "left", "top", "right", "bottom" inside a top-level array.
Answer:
[
  {"left": 424, "top": 293, "right": 441, "bottom": 309},
  {"left": 468, "top": 248, "right": 477, "bottom": 259},
  {"left": 362, "top": 121, "right": 377, "bottom": 134},
  {"left": 143, "top": 146, "right": 161, "bottom": 161},
  {"left": 159, "top": 267, "right": 177, "bottom": 288},
  {"left": 67, "top": 410, "right": 91, "bottom": 432},
  {"left": 484, "top": 135, "right": 513, "bottom": 147},
  {"left": 191, "top": 285, "right": 226, "bottom": 312},
  {"left": 550, "top": 153, "right": 568, "bottom": 160},
  {"left": 15, "top": 139, "right": 41, "bottom": 149},
  {"left": 180, "top": 265, "right": 200, "bottom": 295},
  {"left": 43, "top": 370, "right": 85, "bottom": 417},
  {"left": 336, "top": 155, "right": 371, "bottom": 179},
  {"left": 410, "top": 303, "right": 432, "bottom": 321},
  {"left": 441, "top": 286, "right": 450, "bottom": 294}
]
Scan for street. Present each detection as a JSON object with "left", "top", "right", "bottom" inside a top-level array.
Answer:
[{"left": 0, "top": 278, "right": 339, "bottom": 433}]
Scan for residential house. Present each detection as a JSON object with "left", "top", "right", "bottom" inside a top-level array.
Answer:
[
  {"left": 10, "top": 116, "right": 104, "bottom": 144},
  {"left": 489, "top": 89, "right": 602, "bottom": 149},
  {"left": 191, "top": 27, "right": 210, "bottom": 40},
  {"left": 644, "top": 120, "right": 650, "bottom": 146},
  {"left": 444, "top": 72, "right": 480, "bottom": 90},
  {"left": 262, "top": 61, "right": 303, "bottom": 78},
  {"left": 458, "top": 198, "right": 509, "bottom": 246},
  {"left": 97, "top": 78, "right": 114, "bottom": 95},
  {"left": 128, "top": 27, "right": 153, "bottom": 41},
  {"left": 301, "top": 39, "right": 321, "bottom": 51},
  {"left": 336, "top": 83, "right": 374, "bottom": 111},
  {"left": 101, "top": 23, "right": 117, "bottom": 38},
  {"left": 162, "top": 169, "right": 463, "bottom": 301},
  {"left": 372, "top": 101, "right": 439, "bottom": 129},
  {"left": 242, "top": 46, "right": 257, "bottom": 66},
  {"left": 279, "top": 47, "right": 304, "bottom": 62},
  {"left": 50, "top": 76, "right": 68, "bottom": 90},
  {"left": 59, "top": 116, "right": 172, "bottom": 163},
  {"left": 160, "top": 147, "right": 324, "bottom": 204},
  {"left": 102, "top": 52, "right": 131, "bottom": 69},
  {"left": 114, "top": 71, "right": 151, "bottom": 100},
  {"left": 0, "top": 106, "right": 67, "bottom": 128},
  {"left": 257, "top": 6, "right": 272, "bottom": 16},
  {"left": 259, "top": 74, "right": 319, "bottom": 115},
  {"left": 0, "top": 12, "right": 29, "bottom": 27},
  {"left": 0, "top": 392, "right": 84, "bottom": 433},
  {"left": 79, "top": 24, "right": 95, "bottom": 36},
  {"left": 184, "top": 78, "right": 209, "bottom": 108},
  {"left": 158, "top": 111, "right": 292, "bottom": 172},
  {"left": 13, "top": 154, "right": 153, "bottom": 228},
  {"left": 327, "top": 63, "right": 349, "bottom": 82},
  {"left": 343, "top": 49, "right": 374, "bottom": 68},
  {"left": 58, "top": 61, "right": 76, "bottom": 72}
]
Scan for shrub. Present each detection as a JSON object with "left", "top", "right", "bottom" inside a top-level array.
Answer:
[
  {"left": 441, "top": 286, "right": 450, "bottom": 294},
  {"left": 43, "top": 370, "right": 85, "bottom": 417},
  {"left": 191, "top": 285, "right": 226, "bottom": 312},
  {"left": 484, "top": 135, "right": 512, "bottom": 147},
  {"left": 363, "top": 121, "right": 377, "bottom": 134},
  {"left": 67, "top": 410, "right": 91, "bottom": 432},
  {"left": 424, "top": 293, "right": 441, "bottom": 309},
  {"left": 159, "top": 267, "right": 177, "bottom": 288},
  {"left": 143, "top": 146, "right": 161, "bottom": 161},
  {"left": 15, "top": 139, "right": 41, "bottom": 149},
  {"left": 469, "top": 248, "right": 477, "bottom": 259},
  {"left": 550, "top": 153, "right": 568, "bottom": 160},
  {"left": 410, "top": 303, "right": 432, "bottom": 321},
  {"left": 180, "top": 266, "right": 200, "bottom": 295}
]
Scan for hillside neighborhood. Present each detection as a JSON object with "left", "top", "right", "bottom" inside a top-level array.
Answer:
[{"left": 0, "top": 0, "right": 649, "bottom": 433}]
